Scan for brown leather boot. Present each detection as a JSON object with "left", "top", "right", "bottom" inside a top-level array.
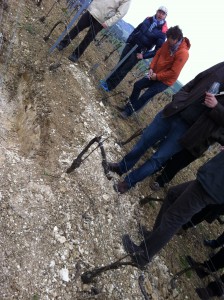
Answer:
[
  {"left": 122, "top": 234, "right": 149, "bottom": 269},
  {"left": 107, "top": 162, "right": 123, "bottom": 176}
]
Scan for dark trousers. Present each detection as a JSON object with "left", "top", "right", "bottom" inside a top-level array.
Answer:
[
  {"left": 155, "top": 149, "right": 196, "bottom": 187},
  {"left": 106, "top": 43, "right": 139, "bottom": 90},
  {"left": 204, "top": 248, "right": 224, "bottom": 272},
  {"left": 61, "top": 11, "right": 103, "bottom": 57},
  {"left": 123, "top": 76, "right": 168, "bottom": 116},
  {"left": 139, "top": 181, "right": 218, "bottom": 262},
  {"left": 183, "top": 204, "right": 224, "bottom": 229}
]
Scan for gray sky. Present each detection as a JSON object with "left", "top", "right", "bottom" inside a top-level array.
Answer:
[{"left": 123, "top": 0, "right": 224, "bottom": 85}]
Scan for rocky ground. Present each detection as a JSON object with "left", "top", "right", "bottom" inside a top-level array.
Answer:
[{"left": 0, "top": 1, "right": 223, "bottom": 299}]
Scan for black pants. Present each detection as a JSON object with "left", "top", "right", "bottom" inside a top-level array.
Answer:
[
  {"left": 105, "top": 43, "right": 139, "bottom": 90},
  {"left": 155, "top": 149, "right": 196, "bottom": 187},
  {"left": 61, "top": 11, "right": 103, "bottom": 57},
  {"left": 182, "top": 204, "right": 224, "bottom": 229},
  {"left": 139, "top": 180, "right": 215, "bottom": 262},
  {"left": 204, "top": 248, "right": 224, "bottom": 272}
]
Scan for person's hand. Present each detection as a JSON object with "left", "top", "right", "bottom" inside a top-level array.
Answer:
[
  {"left": 102, "top": 22, "right": 108, "bottom": 28},
  {"left": 150, "top": 73, "right": 157, "bottom": 80},
  {"left": 148, "top": 69, "right": 153, "bottom": 77},
  {"left": 136, "top": 53, "right": 143, "bottom": 60},
  {"left": 204, "top": 92, "right": 218, "bottom": 108}
]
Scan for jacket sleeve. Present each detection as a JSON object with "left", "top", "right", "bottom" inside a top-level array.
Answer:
[
  {"left": 149, "top": 46, "right": 161, "bottom": 70},
  {"left": 126, "top": 20, "right": 143, "bottom": 43},
  {"left": 156, "top": 50, "right": 189, "bottom": 83},
  {"left": 104, "top": 0, "right": 131, "bottom": 27},
  {"left": 143, "top": 38, "right": 165, "bottom": 59}
]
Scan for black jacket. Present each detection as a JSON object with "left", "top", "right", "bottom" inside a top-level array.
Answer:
[{"left": 162, "top": 62, "right": 224, "bottom": 156}]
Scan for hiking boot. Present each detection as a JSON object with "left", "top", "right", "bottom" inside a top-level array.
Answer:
[
  {"left": 113, "top": 180, "right": 129, "bottom": 194},
  {"left": 68, "top": 53, "right": 79, "bottom": 63},
  {"left": 122, "top": 234, "right": 149, "bottom": 269},
  {"left": 107, "top": 162, "right": 123, "bottom": 176},
  {"left": 203, "top": 239, "right": 219, "bottom": 249},
  {"left": 99, "top": 80, "right": 110, "bottom": 92}
]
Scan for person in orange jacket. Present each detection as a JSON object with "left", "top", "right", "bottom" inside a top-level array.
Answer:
[{"left": 118, "top": 25, "right": 190, "bottom": 118}]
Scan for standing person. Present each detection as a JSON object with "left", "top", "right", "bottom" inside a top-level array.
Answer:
[
  {"left": 120, "top": 151, "right": 224, "bottom": 269},
  {"left": 107, "top": 62, "right": 224, "bottom": 194},
  {"left": 57, "top": 0, "right": 131, "bottom": 62},
  {"left": 99, "top": 6, "right": 168, "bottom": 92},
  {"left": 117, "top": 26, "right": 190, "bottom": 118}
]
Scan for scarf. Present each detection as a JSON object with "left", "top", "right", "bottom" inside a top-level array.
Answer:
[
  {"left": 148, "top": 15, "right": 165, "bottom": 32},
  {"left": 169, "top": 38, "right": 183, "bottom": 56}
]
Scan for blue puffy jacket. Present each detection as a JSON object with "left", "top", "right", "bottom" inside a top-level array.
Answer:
[{"left": 127, "top": 16, "right": 167, "bottom": 59}]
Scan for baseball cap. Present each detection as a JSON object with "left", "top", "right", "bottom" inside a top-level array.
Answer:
[{"left": 157, "top": 6, "right": 168, "bottom": 15}]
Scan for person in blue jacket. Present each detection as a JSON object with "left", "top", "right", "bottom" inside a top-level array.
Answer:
[{"left": 100, "top": 6, "right": 168, "bottom": 91}]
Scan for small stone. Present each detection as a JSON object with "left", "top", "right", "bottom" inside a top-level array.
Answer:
[{"left": 59, "top": 268, "right": 70, "bottom": 282}]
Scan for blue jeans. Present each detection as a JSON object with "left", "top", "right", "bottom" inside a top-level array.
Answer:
[
  {"left": 124, "top": 77, "right": 168, "bottom": 116},
  {"left": 118, "top": 111, "right": 190, "bottom": 187}
]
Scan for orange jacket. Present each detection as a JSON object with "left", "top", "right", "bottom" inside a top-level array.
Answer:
[{"left": 150, "top": 37, "right": 191, "bottom": 86}]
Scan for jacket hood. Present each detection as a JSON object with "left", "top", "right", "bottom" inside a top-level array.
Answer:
[{"left": 182, "top": 37, "right": 191, "bottom": 50}]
